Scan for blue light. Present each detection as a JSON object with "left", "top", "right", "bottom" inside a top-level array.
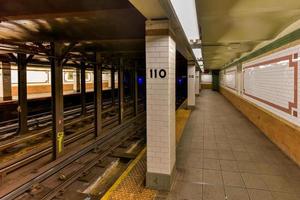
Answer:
[
  {"left": 138, "top": 77, "right": 143, "bottom": 85},
  {"left": 178, "top": 78, "right": 183, "bottom": 85}
]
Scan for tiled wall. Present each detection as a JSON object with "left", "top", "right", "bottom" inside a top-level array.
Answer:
[
  {"left": 242, "top": 45, "right": 300, "bottom": 125},
  {"left": 221, "top": 45, "right": 300, "bottom": 126},
  {"left": 201, "top": 74, "right": 212, "bottom": 83},
  {"left": 220, "top": 66, "right": 237, "bottom": 93},
  {"left": 220, "top": 43, "right": 300, "bottom": 166}
]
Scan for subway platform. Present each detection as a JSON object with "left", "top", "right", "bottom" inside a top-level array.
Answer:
[
  {"left": 165, "top": 90, "right": 300, "bottom": 200},
  {"left": 107, "top": 90, "right": 300, "bottom": 200}
]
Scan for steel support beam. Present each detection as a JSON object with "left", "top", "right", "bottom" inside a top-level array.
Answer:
[
  {"left": 74, "top": 68, "right": 81, "bottom": 92},
  {"left": 51, "top": 42, "right": 64, "bottom": 160},
  {"left": 133, "top": 63, "right": 138, "bottom": 116},
  {"left": 111, "top": 66, "right": 115, "bottom": 107},
  {"left": 94, "top": 53, "right": 102, "bottom": 138},
  {"left": 80, "top": 61, "right": 86, "bottom": 115},
  {"left": 118, "top": 58, "right": 124, "bottom": 124},
  {"left": 17, "top": 53, "right": 28, "bottom": 135}
]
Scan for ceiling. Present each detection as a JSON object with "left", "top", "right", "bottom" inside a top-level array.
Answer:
[
  {"left": 0, "top": 0, "right": 197, "bottom": 64},
  {"left": 129, "top": 0, "right": 197, "bottom": 62},
  {"left": 0, "top": 0, "right": 146, "bottom": 53},
  {"left": 195, "top": 0, "right": 300, "bottom": 69}
]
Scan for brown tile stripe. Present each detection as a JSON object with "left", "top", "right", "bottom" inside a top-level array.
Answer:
[
  {"left": 146, "top": 29, "right": 170, "bottom": 36},
  {"left": 243, "top": 54, "right": 298, "bottom": 116},
  {"left": 145, "top": 28, "right": 177, "bottom": 42}
]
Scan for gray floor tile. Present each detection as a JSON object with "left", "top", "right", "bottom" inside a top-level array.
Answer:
[
  {"left": 222, "top": 171, "right": 245, "bottom": 187},
  {"left": 171, "top": 181, "right": 202, "bottom": 200},
  {"left": 204, "top": 158, "right": 221, "bottom": 170},
  {"left": 218, "top": 150, "right": 235, "bottom": 160},
  {"left": 241, "top": 173, "right": 269, "bottom": 190},
  {"left": 233, "top": 151, "right": 252, "bottom": 161},
  {"left": 248, "top": 189, "right": 275, "bottom": 200},
  {"left": 183, "top": 168, "right": 203, "bottom": 183},
  {"left": 260, "top": 175, "right": 294, "bottom": 193},
  {"left": 203, "top": 150, "right": 219, "bottom": 159},
  {"left": 203, "top": 185, "right": 225, "bottom": 200},
  {"left": 271, "top": 192, "right": 300, "bottom": 200},
  {"left": 225, "top": 186, "right": 250, "bottom": 200},
  {"left": 220, "top": 160, "right": 239, "bottom": 172},
  {"left": 203, "top": 169, "right": 223, "bottom": 186},
  {"left": 237, "top": 161, "right": 259, "bottom": 173},
  {"left": 164, "top": 91, "right": 300, "bottom": 200}
]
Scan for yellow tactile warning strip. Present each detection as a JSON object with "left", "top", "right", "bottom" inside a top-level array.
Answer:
[
  {"left": 176, "top": 108, "right": 191, "bottom": 144},
  {"left": 101, "top": 148, "right": 158, "bottom": 200},
  {"left": 101, "top": 108, "right": 191, "bottom": 200}
]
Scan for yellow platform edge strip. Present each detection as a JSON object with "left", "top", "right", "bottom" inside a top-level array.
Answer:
[
  {"left": 176, "top": 109, "right": 191, "bottom": 144},
  {"left": 101, "top": 147, "right": 147, "bottom": 200}
]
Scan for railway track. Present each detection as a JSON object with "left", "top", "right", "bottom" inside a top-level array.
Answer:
[
  {"left": 0, "top": 100, "right": 143, "bottom": 152},
  {"left": 0, "top": 98, "right": 120, "bottom": 140},
  {"left": 0, "top": 104, "right": 144, "bottom": 181},
  {"left": 0, "top": 96, "right": 145, "bottom": 141},
  {"left": 0, "top": 112, "right": 146, "bottom": 200}
]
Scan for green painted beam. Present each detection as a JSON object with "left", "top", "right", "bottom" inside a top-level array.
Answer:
[{"left": 222, "top": 28, "right": 300, "bottom": 69}]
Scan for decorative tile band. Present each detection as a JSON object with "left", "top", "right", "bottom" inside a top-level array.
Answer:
[{"left": 243, "top": 54, "right": 298, "bottom": 117}]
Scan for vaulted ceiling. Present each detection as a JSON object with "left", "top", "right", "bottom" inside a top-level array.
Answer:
[{"left": 196, "top": 0, "right": 300, "bottom": 69}]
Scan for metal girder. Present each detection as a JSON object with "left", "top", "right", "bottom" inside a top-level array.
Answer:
[
  {"left": 133, "top": 62, "right": 138, "bottom": 116},
  {"left": 17, "top": 53, "right": 28, "bottom": 135},
  {"left": 16, "top": 53, "right": 35, "bottom": 135},
  {"left": 50, "top": 42, "right": 65, "bottom": 160},
  {"left": 94, "top": 52, "right": 102, "bottom": 138},
  {"left": 118, "top": 58, "right": 124, "bottom": 124},
  {"left": 7, "top": 53, "right": 17, "bottom": 63},
  {"left": 0, "top": 41, "right": 50, "bottom": 56},
  {"left": 80, "top": 61, "right": 87, "bottom": 115},
  {"left": 111, "top": 66, "right": 115, "bottom": 107}
]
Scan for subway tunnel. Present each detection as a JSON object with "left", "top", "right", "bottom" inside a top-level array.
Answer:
[{"left": 0, "top": 0, "right": 299, "bottom": 200}]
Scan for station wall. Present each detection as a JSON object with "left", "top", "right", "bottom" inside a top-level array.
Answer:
[
  {"left": 220, "top": 43, "right": 300, "bottom": 166},
  {"left": 201, "top": 72, "right": 212, "bottom": 89},
  {"left": 220, "top": 66, "right": 238, "bottom": 93}
]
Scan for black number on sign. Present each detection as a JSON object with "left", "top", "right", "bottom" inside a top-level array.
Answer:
[
  {"left": 159, "top": 69, "right": 166, "bottom": 78},
  {"left": 150, "top": 69, "right": 167, "bottom": 79}
]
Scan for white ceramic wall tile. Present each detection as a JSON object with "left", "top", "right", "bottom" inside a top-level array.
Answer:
[
  {"left": 201, "top": 74, "right": 212, "bottom": 83},
  {"left": 195, "top": 71, "right": 200, "bottom": 94},
  {"left": 146, "top": 33, "right": 176, "bottom": 175},
  {"left": 220, "top": 66, "right": 238, "bottom": 93},
  {"left": 242, "top": 45, "right": 300, "bottom": 125},
  {"left": 188, "top": 64, "right": 196, "bottom": 106}
]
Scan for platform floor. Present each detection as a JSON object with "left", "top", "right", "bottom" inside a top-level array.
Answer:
[{"left": 164, "top": 90, "right": 300, "bottom": 200}]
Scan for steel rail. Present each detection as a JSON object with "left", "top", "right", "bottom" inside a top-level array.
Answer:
[
  {"left": 0, "top": 103, "right": 142, "bottom": 152},
  {"left": 0, "top": 107, "right": 142, "bottom": 175},
  {"left": 0, "top": 113, "right": 145, "bottom": 200}
]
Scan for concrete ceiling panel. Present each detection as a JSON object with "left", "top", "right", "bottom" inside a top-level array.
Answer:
[{"left": 196, "top": 0, "right": 300, "bottom": 69}]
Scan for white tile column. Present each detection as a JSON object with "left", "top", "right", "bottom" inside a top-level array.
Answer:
[
  {"left": 187, "top": 61, "right": 196, "bottom": 107},
  {"left": 199, "top": 71, "right": 202, "bottom": 91},
  {"left": 195, "top": 70, "right": 200, "bottom": 96},
  {"left": 0, "top": 62, "right": 12, "bottom": 101},
  {"left": 145, "top": 20, "right": 176, "bottom": 191}
]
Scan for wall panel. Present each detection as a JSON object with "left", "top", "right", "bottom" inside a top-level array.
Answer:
[{"left": 242, "top": 45, "right": 300, "bottom": 125}]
